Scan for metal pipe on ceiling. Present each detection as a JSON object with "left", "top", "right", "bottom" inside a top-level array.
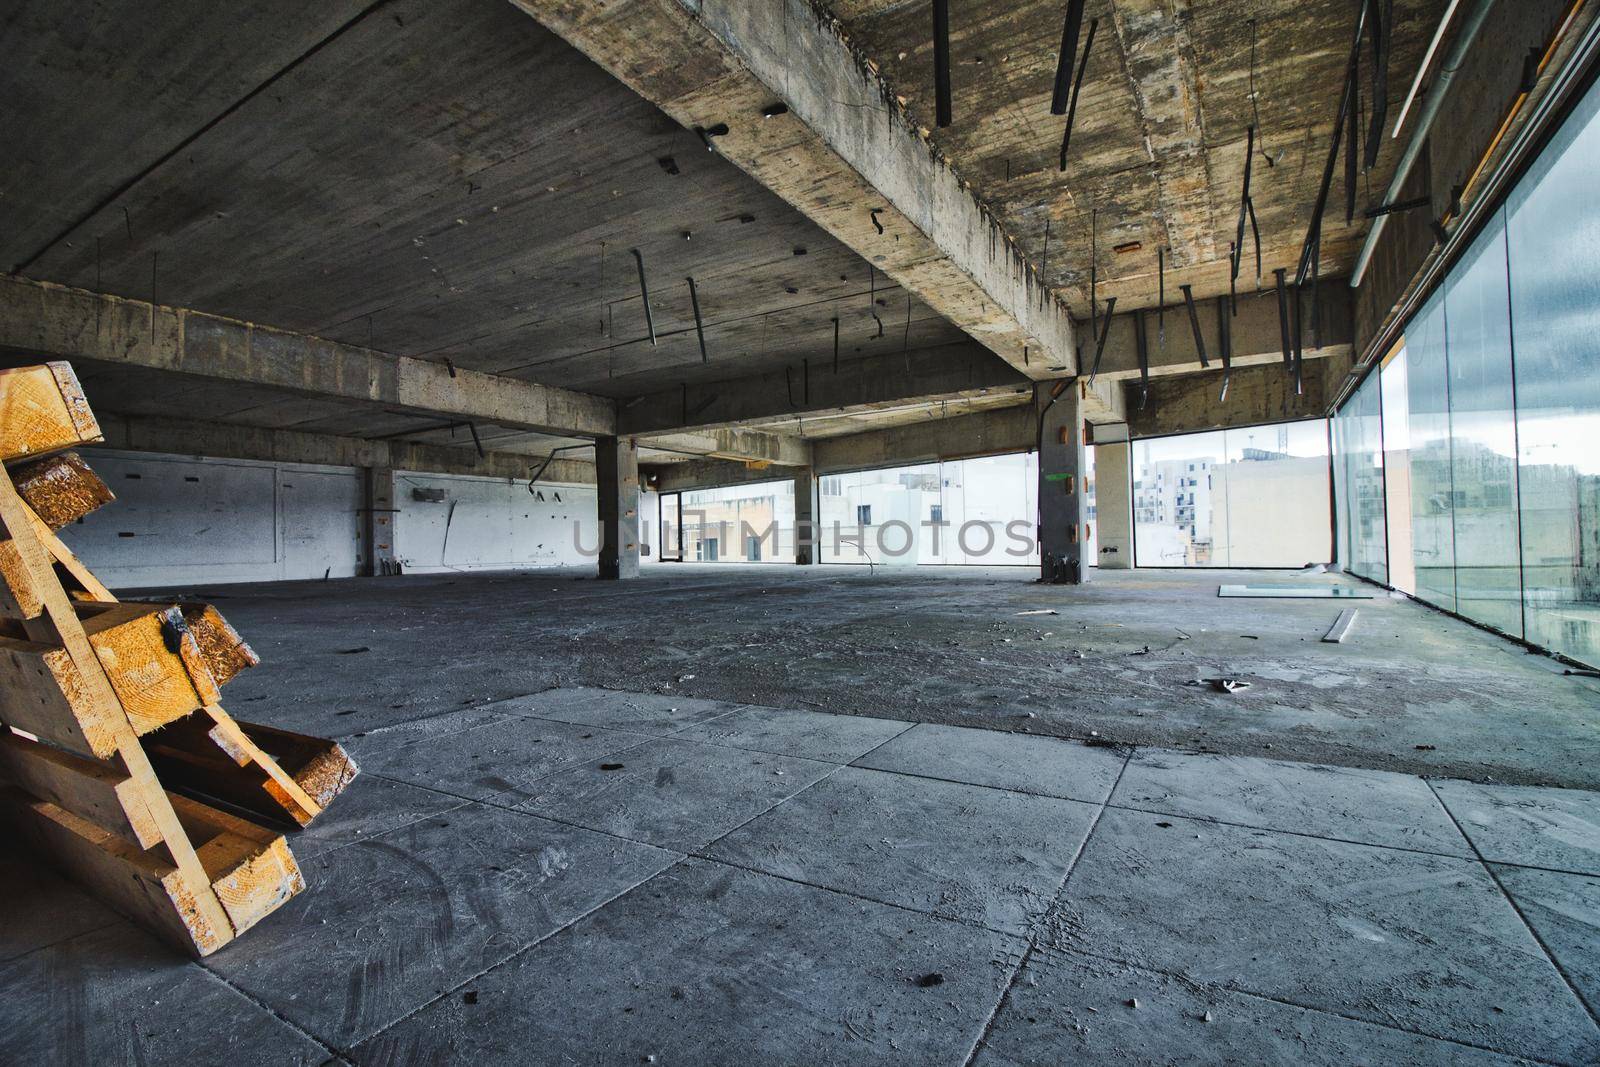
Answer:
[{"left": 1349, "top": 0, "right": 1499, "bottom": 288}]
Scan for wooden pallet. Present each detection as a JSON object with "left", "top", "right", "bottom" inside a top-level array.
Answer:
[{"left": 0, "top": 363, "right": 357, "bottom": 955}]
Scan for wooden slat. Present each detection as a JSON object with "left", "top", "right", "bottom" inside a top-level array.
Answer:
[
  {"left": 0, "top": 460, "right": 235, "bottom": 946},
  {"left": 0, "top": 363, "right": 101, "bottom": 463},
  {"left": 237, "top": 718, "right": 359, "bottom": 809},
  {"left": 11, "top": 451, "right": 114, "bottom": 528},
  {"left": 0, "top": 631, "right": 119, "bottom": 758},
  {"left": 202, "top": 706, "right": 322, "bottom": 824},
  {"left": 0, "top": 787, "right": 229, "bottom": 956},
  {"left": 0, "top": 490, "right": 112, "bottom": 619},
  {"left": 0, "top": 729, "right": 163, "bottom": 848},
  {"left": 179, "top": 604, "right": 260, "bottom": 686},
  {"left": 168, "top": 793, "right": 304, "bottom": 936},
  {"left": 76, "top": 602, "right": 222, "bottom": 733}
]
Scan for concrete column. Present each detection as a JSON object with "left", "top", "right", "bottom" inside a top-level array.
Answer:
[
  {"left": 361, "top": 467, "right": 398, "bottom": 577},
  {"left": 1037, "top": 383, "right": 1088, "bottom": 584},
  {"left": 1093, "top": 440, "right": 1134, "bottom": 569},
  {"left": 793, "top": 467, "right": 817, "bottom": 564},
  {"left": 596, "top": 436, "right": 640, "bottom": 579}
]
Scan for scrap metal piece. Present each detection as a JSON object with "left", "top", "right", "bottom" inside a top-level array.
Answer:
[
  {"left": 1180, "top": 284, "right": 1208, "bottom": 369},
  {"left": 1300, "top": 4, "right": 1368, "bottom": 285},
  {"left": 1231, "top": 125, "right": 1257, "bottom": 298},
  {"left": 1134, "top": 308, "right": 1150, "bottom": 410},
  {"left": 1051, "top": 0, "right": 1088, "bottom": 114},
  {"left": 631, "top": 248, "right": 656, "bottom": 346},
  {"left": 687, "top": 275, "right": 708, "bottom": 363},
  {"left": 1364, "top": 0, "right": 1393, "bottom": 170},
  {"left": 1291, "top": 280, "right": 1305, "bottom": 396},
  {"left": 1274, "top": 268, "right": 1292, "bottom": 366},
  {"left": 1058, "top": 17, "right": 1099, "bottom": 170},
  {"left": 1157, "top": 247, "right": 1166, "bottom": 348},
  {"left": 1215, "top": 295, "right": 1233, "bottom": 403},
  {"left": 1087, "top": 296, "right": 1118, "bottom": 383}
]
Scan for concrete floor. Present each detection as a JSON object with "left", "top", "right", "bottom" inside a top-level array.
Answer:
[
  {"left": 193, "top": 565, "right": 1597, "bottom": 788},
  {"left": 7, "top": 566, "right": 1600, "bottom": 1064}
]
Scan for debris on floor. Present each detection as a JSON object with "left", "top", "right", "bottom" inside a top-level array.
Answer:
[
  {"left": 1186, "top": 678, "right": 1252, "bottom": 694},
  {"left": 1322, "top": 608, "right": 1359, "bottom": 643}
]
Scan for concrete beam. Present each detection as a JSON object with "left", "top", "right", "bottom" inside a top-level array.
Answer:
[
  {"left": 646, "top": 458, "right": 790, "bottom": 494},
  {"left": 95, "top": 412, "right": 596, "bottom": 484},
  {"left": 648, "top": 426, "right": 809, "bottom": 467},
  {"left": 1126, "top": 351, "right": 1353, "bottom": 439},
  {"left": 511, "top": 0, "right": 1075, "bottom": 380},
  {"left": 619, "top": 341, "right": 1025, "bottom": 436},
  {"left": 812, "top": 404, "right": 1033, "bottom": 475},
  {"left": 0, "top": 276, "right": 615, "bottom": 438},
  {"left": 1088, "top": 283, "right": 1353, "bottom": 382}
]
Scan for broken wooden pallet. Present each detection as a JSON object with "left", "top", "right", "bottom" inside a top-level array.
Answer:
[{"left": 0, "top": 362, "right": 356, "bottom": 955}]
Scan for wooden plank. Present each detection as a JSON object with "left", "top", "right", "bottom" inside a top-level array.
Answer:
[
  {"left": 0, "top": 461, "right": 235, "bottom": 946},
  {"left": 202, "top": 706, "right": 323, "bottom": 825},
  {"left": 0, "top": 490, "right": 112, "bottom": 618},
  {"left": 0, "top": 631, "right": 119, "bottom": 758},
  {"left": 0, "top": 787, "right": 229, "bottom": 956},
  {"left": 179, "top": 604, "right": 260, "bottom": 686},
  {"left": 149, "top": 713, "right": 329, "bottom": 829},
  {"left": 1323, "top": 608, "right": 1359, "bottom": 643},
  {"left": 167, "top": 792, "right": 304, "bottom": 937},
  {"left": 76, "top": 601, "right": 222, "bottom": 734},
  {"left": 0, "top": 729, "right": 163, "bottom": 848},
  {"left": 0, "top": 537, "right": 44, "bottom": 618},
  {"left": 0, "top": 363, "right": 101, "bottom": 463},
  {"left": 11, "top": 451, "right": 114, "bottom": 528},
  {"left": 236, "top": 718, "right": 359, "bottom": 810}
]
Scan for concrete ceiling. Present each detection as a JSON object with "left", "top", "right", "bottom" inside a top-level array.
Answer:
[
  {"left": 821, "top": 0, "right": 1448, "bottom": 315},
  {"left": 4, "top": 0, "right": 967, "bottom": 414},
  {"left": 1, "top": 0, "right": 1435, "bottom": 472}
]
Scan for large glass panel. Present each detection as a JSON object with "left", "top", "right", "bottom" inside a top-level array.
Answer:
[
  {"left": 676, "top": 480, "right": 795, "bottom": 563},
  {"left": 1216, "top": 422, "right": 1334, "bottom": 567},
  {"left": 1133, "top": 421, "right": 1332, "bottom": 567},
  {"left": 1444, "top": 212, "right": 1523, "bottom": 635},
  {"left": 1381, "top": 347, "right": 1416, "bottom": 594},
  {"left": 1507, "top": 76, "right": 1600, "bottom": 665},
  {"left": 816, "top": 453, "right": 1039, "bottom": 566},
  {"left": 1133, "top": 430, "right": 1225, "bottom": 565},
  {"left": 1337, "top": 372, "right": 1388, "bottom": 583},
  {"left": 1405, "top": 291, "right": 1456, "bottom": 610}
]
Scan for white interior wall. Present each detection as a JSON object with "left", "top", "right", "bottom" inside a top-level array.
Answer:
[
  {"left": 58, "top": 450, "right": 602, "bottom": 588},
  {"left": 61, "top": 450, "right": 363, "bottom": 589},
  {"left": 393, "top": 470, "right": 597, "bottom": 574}
]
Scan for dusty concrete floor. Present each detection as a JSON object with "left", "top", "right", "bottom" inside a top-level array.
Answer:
[
  {"left": 6, "top": 689, "right": 1599, "bottom": 1064},
  {"left": 182, "top": 564, "right": 1599, "bottom": 789}
]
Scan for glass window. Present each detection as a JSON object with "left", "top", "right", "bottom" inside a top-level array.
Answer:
[
  {"left": 1336, "top": 371, "right": 1388, "bottom": 583},
  {"left": 1507, "top": 76, "right": 1600, "bottom": 665},
  {"left": 674, "top": 479, "right": 795, "bottom": 565},
  {"left": 818, "top": 453, "right": 1039, "bottom": 566},
  {"left": 1381, "top": 347, "right": 1416, "bottom": 594},
  {"left": 1405, "top": 291, "right": 1456, "bottom": 611},
  {"left": 1444, "top": 212, "right": 1523, "bottom": 635},
  {"left": 1133, "top": 421, "right": 1332, "bottom": 567}
]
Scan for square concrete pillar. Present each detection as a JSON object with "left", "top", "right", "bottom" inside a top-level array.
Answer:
[
  {"left": 596, "top": 436, "right": 640, "bottom": 579},
  {"left": 1093, "top": 438, "right": 1134, "bottom": 569},
  {"left": 361, "top": 467, "right": 398, "bottom": 577},
  {"left": 1037, "top": 383, "right": 1088, "bottom": 584},
  {"left": 793, "top": 467, "right": 817, "bottom": 564}
]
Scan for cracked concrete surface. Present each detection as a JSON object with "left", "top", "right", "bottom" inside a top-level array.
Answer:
[
  {"left": 182, "top": 564, "right": 1600, "bottom": 789},
  {"left": 6, "top": 685, "right": 1598, "bottom": 1064}
]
